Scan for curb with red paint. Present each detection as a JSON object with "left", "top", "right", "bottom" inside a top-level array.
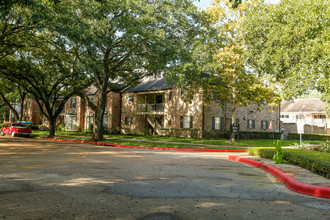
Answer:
[
  {"left": 46, "top": 138, "right": 248, "bottom": 152},
  {"left": 228, "top": 155, "right": 330, "bottom": 199}
]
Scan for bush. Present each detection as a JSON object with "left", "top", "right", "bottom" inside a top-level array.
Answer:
[
  {"left": 239, "top": 131, "right": 282, "bottom": 140},
  {"left": 38, "top": 125, "right": 49, "bottom": 131},
  {"left": 249, "top": 147, "right": 330, "bottom": 178},
  {"left": 288, "top": 133, "right": 330, "bottom": 141},
  {"left": 88, "top": 123, "right": 93, "bottom": 133},
  {"left": 317, "top": 142, "right": 330, "bottom": 153},
  {"left": 27, "top": 125, "right": 39, "bottom": 130},
  {"left": 57, "top": 123, "right": 65, "bottom": 132}
]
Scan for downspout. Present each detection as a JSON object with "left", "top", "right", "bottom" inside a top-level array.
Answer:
[
  {"left": 119, "top": 93, "right": 122, "bottom": 133},
  {"left": 278, "top": 101, "right": 281, "bottom": 132},
  {"left": 201, "top": 89, "right": 205, "bottom": 138}
]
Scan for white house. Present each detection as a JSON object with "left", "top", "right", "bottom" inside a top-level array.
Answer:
[{"left": 281, "top": 98, "right": 330, "bottom": 134}]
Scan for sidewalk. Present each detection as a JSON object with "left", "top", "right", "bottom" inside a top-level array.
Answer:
[{"left": 238, "top": 155, "right": 330, "bottom": 188}]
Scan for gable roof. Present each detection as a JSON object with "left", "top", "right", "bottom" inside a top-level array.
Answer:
[
  {"left": 123, "top": 78, "right": 173, "bottom": 93},
  {"left": 281, "top": 98, "right": 325, "bottom": 113}
]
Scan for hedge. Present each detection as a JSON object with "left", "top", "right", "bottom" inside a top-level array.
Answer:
[
  {"left": 249, "top": 147, "right": 330, "bottom": 178},
  {"left": 288, "top": 133, "right": 330, "bottom": 141},
  {"left": 160, "top": 128, "right": 282, "bottom": 140}
]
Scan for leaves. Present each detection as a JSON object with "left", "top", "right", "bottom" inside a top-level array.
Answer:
[{"left": 239, "top": 0, "right": 330, "bottom": 102}]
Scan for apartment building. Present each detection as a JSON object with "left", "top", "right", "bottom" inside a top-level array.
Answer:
[
  {"left": 64, "top": 86, "right": 121, "bottom": 133},
  {"left": 121, "top": 78, "right": 280, "bottom": 138},
  {"left": 281, "top": 98, "right": 330, "bottom": 134},
  {"left": 7, "top": 78, "right": 282, "bottom": 138}
]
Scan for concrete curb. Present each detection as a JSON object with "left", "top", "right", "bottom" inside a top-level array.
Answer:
[
  {"left": 228, "top": 155, "right": 330, "bottom": 199},
  {"left": 46, "top": 138, "right": 248, "bottom": 152}
]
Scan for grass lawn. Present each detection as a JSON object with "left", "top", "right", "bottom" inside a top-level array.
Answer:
[{"left": 31, "top": 130, "right": 327, "bottom": 149}]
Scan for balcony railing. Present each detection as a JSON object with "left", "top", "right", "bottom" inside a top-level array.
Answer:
[{"left": 137, "top": 104, "right": 164, "bottom": 113}]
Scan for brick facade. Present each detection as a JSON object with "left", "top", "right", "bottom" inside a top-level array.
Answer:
[{"left": 120, "top": 84, "right": 280, "bottom": 138}]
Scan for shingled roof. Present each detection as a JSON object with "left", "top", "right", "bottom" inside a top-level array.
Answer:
[
  {"left": 123, "top": 78, "right": 173, "bottom": 93},
  {"left": 281, "top": 98, "right": 325, "bottom": 113}
]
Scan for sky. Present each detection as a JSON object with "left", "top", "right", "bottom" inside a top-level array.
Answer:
[{"left": 194, "top": 0, "right": 281, "bottom": 9}]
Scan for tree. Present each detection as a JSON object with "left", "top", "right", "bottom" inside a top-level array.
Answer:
[
  {"left": 180, "top": 0, "right": 281, "bottom": 143},
  {"left": 51, "top": 0, "right": 205, "bottom": 140},
  {"left": 0, "top": 33, "right": 89, "bottom": 137},
  {"left": 0, "top": 1, "right": 89, "bottom": 137},
  {"left": 0, "top": 77, "right": 29, "bottom": 122},
  {"left": 239, "top": 0, "right": 330, "bottom": 109}
]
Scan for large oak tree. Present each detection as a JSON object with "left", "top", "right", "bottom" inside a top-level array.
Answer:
[{"left": 50, "top": 0, "right": 205, "bottom": 140}]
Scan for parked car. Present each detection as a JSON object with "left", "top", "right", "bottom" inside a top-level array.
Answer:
[{"left": 0, "top": 123, "right": 32, "bottom": 137}]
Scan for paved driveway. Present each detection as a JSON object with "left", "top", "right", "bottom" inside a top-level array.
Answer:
[{"left": 0, "top": 137, "right": 329, "bottom": 219}]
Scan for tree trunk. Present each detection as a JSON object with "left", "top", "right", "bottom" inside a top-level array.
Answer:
[
  {"left": 0, "top": 92, "right": 19, "bottom": 122},
  {"left": 93, "top": 107, "right": 104, "bottom": 141},
  {"left": 229, "top": 107, "right": 236, "bottom": 144},
  {"left": 48, "top": 117, "right": 56, "bottom": 138},
  {"left": 19, "top": 93, "right": 26, "bottom": 121},
  {"left": 92, "top": 88, "right": 107, "bottom": 141}
]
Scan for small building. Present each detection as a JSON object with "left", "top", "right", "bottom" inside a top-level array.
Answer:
[{"left": 281, "top": 98, "right": 330, "bottom": 134}]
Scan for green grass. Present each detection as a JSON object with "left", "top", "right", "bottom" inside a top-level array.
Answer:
[{"left": 31, "top": 131, "right": 328, "bottom": 148}]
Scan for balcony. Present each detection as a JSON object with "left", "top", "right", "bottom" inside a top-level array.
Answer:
[{"left": 137, "top": 103, "right": 164, "bottom": 114}]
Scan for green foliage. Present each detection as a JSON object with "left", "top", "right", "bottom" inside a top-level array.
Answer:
[
  {"left": 88, "top": 123, "right": 93, "bottom": 133},
  {"left": 318, "top": 143, "right": 330, "bottom": 153},
  {"left": 249, "top": 147, "right": 330, "bottom": 178},
  {"left": 47, "top": 0, "right": 205, "bottom": 141},
  {"left": 37, "top": 125, "right": 49, "bottom": 131},
  {"left": 273, "top": 140, "right": 287, "bottom": 164},
  {"left": 57, "top": 123, "right": 65, "bottom": 132},
  {"left": 240, "top": 0, "right": 330, "bottom": 103},
  {"left": 288, "top": 133, "right": 330, "bottom": 141}
]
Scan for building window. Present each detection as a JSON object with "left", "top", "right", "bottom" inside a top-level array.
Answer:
[
  {"left": 213, "top": 92, "right": 220, "bottom": 101},
  {"left": 66, "top": 114, "right": 77, "bottom": 131},
  {"left": 125, "top": 116, "right": 132, "bottom": 125},
  {"left": 103, "top": 114, "right": 108, "bottom": 128},
  {"left": 169, "top": 92, "right": 173, "bottom": 101},
  {"left": 128, "top": 95, "right": 134, "bottom": 103},
  {"left": 26, "top": 101, "right": 30, "bottom": 109},
  {"left": 86, "top": 113, "right": 94, "bottom": 130},
  {"left": 168, "top": 119, "right": 172, "bottom": 126},
  {"left": 180, "top": 116, "right": 193, "bottom": 128},
  {"left": 89, "top": 97, "right": 95, "bottom": 104},
  {"left": 247, "top": 119, "right": 255, "bottom": 129},
  {"left": 261, "top": 120, "right": 268, "bottom": 129},
  {"left": 212, "top": 117, "right": 221, "bottom": 130},
  {"left": 235, "top": 118, "right": 239, "bottom": 126},
  {"left": 71, "top": 97, "right": 76, "bottom": 108},
  {"left": 280, "top": 115, "right": 289, "bottom": 118}
]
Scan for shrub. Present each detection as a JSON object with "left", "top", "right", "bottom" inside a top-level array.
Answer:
[
  {"left": 88, "top": 123, "right": 93, "bottom": 133},
  {"left": 57, "top": 123, "right": 65, "bottom": 132},
  {"left": 317, "top": 142, "right": 330, "bottom": 153},
  {"left": 37, "top": 125, "right": 49, "bottom": 131},
  {"left": 288, "top": 133, "right": 330, "bottom": 141},
  {"left": 249, "top": 147, "right": 330, "bottom": 178},
  {"left": 27, "top": 125, "right": 39, "bottom": 130}
]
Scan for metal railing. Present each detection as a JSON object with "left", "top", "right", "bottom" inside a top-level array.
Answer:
[{"left": 137, "top": 103, "right": 164, "bottom": 113}]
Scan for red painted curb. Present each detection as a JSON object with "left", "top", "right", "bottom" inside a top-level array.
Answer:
[
  {"left": 228, "top": 155, "right": 330, "bottom": 199},
  {"left": 228, "top": 155, "right": 263, "bottom": 167},
  {"left": 46, "top": 138, "right": 248, "bottom": 152}
]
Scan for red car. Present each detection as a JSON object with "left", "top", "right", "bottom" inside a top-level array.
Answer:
[{"left": 0, "top": 123, "right": 32, "bottom": 137}]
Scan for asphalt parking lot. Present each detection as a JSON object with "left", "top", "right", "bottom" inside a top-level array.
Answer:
[{"left": 0, "top": 137, "right": 329, "bottom": 219}]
